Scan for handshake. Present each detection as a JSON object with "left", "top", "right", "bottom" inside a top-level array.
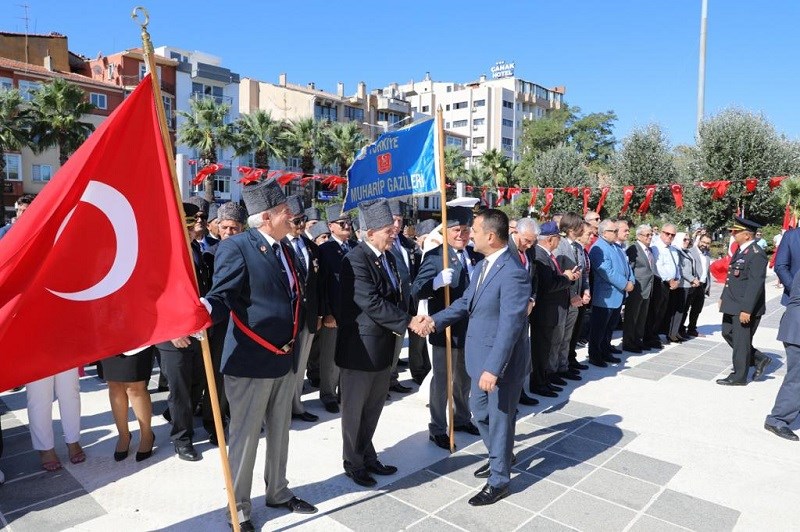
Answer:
[{"left": 409, "top": 315, "right": 436, "bottom": 336}]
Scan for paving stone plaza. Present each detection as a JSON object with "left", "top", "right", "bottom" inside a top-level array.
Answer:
[{"left": 1, "top": 278, "right": 796, "bottom": 531}]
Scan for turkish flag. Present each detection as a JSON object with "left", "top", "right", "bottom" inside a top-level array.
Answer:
[
  {"left": 542, "top": 188, "right": 555, "bottom": 214},
  {"left": 637, "top": 185, "right": 657, "bottom": 214},
  {"left": 596, "top": 186, "right": 610, "bottom": 213},
  {"left": 529, "top": 187, "right": 539, "bottom": 207},
  {"left": 745, "top": 178, "right": 758, "bottom": 193},
  {"left": 0, "top": 75, "right": 211, "bottom": 391},
  {"left": 582, "top": 187, "right": 591, "bottom": 215},
  {"left": 620, "top": 185, "right": 635, "bottom": 214},
  {"left": 769, "top": 176, "right": 788, "bottom": 190},
  {"left": 671, "top": 184, "right": 684, "bottom": 209}
]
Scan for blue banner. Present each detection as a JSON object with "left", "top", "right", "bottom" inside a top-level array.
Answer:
[{"left": 343, "top": 118, "right": 440, "bottom": 211}]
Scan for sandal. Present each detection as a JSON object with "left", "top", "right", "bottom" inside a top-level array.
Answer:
[
  {"left": 69, "top": 450, "right": 86, "bottom": 464},
  {"left": 42, "top": 459, "right": 63, "bottom": 472}
]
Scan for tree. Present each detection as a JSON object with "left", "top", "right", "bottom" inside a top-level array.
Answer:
[
  {"left": 571, "top": 110, "right": 617, "bottom": 173},
  {"left": 0, "top": 89, "right": 31, "bottom": 213},
  {"left": 28, "top": 78, "right": 95, "bottom": 167},
  {"left": 324, "top": 121, "right": 368, "bottom": 176},
  {"left": 233, "top": 110, "right": 283, "bottom": 171},
  {"left": 478, "top": 148, "right": 512, "bottom": 188},
  {"left": 527, "top": 145, "right": 595, "bottom": 215},
  {"left": 178, "top": 96, "right": 235, "bottom": 202},
  {"left": 282, "top": 118, "right": 322, "bottom": 176},
  {"left": 443, "top": 145, "right": 466, "bottom": 182}
]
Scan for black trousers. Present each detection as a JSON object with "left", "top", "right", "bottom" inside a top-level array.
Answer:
[
  {"left": 530, "top": 319, "right": 552, "bottom": 389},
  {"left": 721, "top": 313, "right": 763, "bottom": 382},
  {"left": 157, "top": 338, "right": 205, "bottom": 445},
  {"left": 568, "top": 306, "right": 587, "bottom": 364},
  {"left": 767, "top": 342, "right": 800, "bottom": 428},
  {"left": 645, "top": 280, "right": 668, "bottom": 342},
  {"left": 407, "top": 330, "right": 431, "bottom": 382},
  {"left": 687, "top": 283, "right": 707, "bottom": 331},
  {"left": 202, "top": 320, "right": 229, "bottom": 434}
]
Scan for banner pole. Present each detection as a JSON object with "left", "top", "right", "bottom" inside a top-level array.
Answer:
[
  {"left": 132, "top": 8, "right": 240, "bottom": 531},
  {"left": 435, "top": 107, "right": 455, "bottom": 453}
]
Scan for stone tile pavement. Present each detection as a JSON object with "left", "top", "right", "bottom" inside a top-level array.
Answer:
[{"left": 1, "top": 277, "right": 798, "bottom": 531}]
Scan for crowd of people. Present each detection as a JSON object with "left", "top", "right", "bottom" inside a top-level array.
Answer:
[{"left": 0, "top": 180, "right": 791, "bottom": 530}]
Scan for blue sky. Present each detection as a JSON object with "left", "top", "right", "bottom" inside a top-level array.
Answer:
[{"left": 4, "top": 0, "right": 799, "bottom": 147}]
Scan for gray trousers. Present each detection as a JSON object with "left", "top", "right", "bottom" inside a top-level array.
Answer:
[
  {"left": 547, "top": 305, "right": 568, "bottom": 374},
  {"left": 340, "top": 367, "right": 392, "bottom": 471},
  {"left": 554, "top": 305, "right": 579, "bottom": 373},
  {"left": 316, "top": 326, "right": 340, "bottom": 405},
  {"left": 390, "top": 333, "right": 404, "bottom": 385},
  {"left": 225, "top": 372, "right": 294, "bottom": 523},
  {"left": 429, "top": 346, "right": 471, "bottom": 436},
  {"left": 291, "top": 327, "right": 315, "bottom": 415},
  {"left": 767, "top": 342, "right": 800, "bottom": 429}
]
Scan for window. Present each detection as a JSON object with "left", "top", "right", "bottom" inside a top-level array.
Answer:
[
  {"left": 473, "top": 118, "right": 485, "bottom": 126},
  {"left": 162, "top": 95, "right": 173, "bottom": 123},
  {"left": 90, "top": 92, "right": 107, "bottom": 109},
  {"left": 3, "top": 154, "right": 21, "bottom": 181},
  {"left": 502, "top": 118, "right": 513, "bottom": 127},
  {"left": 411, "top": 107, "right": 417, "bottom": 112},
  {"left": 32, "top": 164, "right": 52, "bottom": 182},
  {"left": 502, "top": 100, "right": 513, "bottom": 109},
  {"left": 0, "top": 77, "right": 12, "bottom": 90},
  {"left": 106, "top": 64, "right": 115, "bottom": 79},
  {"left": 474, "top": 99, "right": 485, "bottom": 107},
  {"left": 169, "top": 51, "right": 188, "bottom": 63},
  {"left": 314, "top": 103, "right": 337, "bottom": 121},
  {"left": 501, "top": 137, "right": 513, "bottom": 149},
  {"left": 421, "top": 105, "right": 429, "bottom": 113},
  {"left": 473, "top": 136, "right": 485, "bottom": 144},
  {"left": 445, "top": 122, "right": 450, "bottom": 128},
  {"left": 445, "top": 104, "right": 450, "bottom": 111},
  {"left": 139, "top": 62, "right": 162, "bottom": 81},
  {"left": 452, "top": 120, "right": 468, "bottom": 128},
  {"left": 453, "top": 101, "right": 468, "bottom": 110},
  {"left": 344, "top": 105, "right": 364, "bottom": 122},
  {"left": 18, "top": 80, "right": 41, "bottom": 101},
  {"left": 445, "top": 136, "right": 464, "bottom": 148}
]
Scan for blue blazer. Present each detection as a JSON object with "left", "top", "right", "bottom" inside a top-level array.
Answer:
[
  {"left": 775, "top": 228, "right": 800, "bottom": 306},
  {"left": 430, "top": 249, "right": 531, "bottom": 382},
  {"left": 205, "top": 229, "right": 298, "bottom": 379},
  {"left": 778, "top": 269, "right": 800, "bottom": 345},
  {"left": 588, "top": 238, "right": 634, "bottom": 309}
]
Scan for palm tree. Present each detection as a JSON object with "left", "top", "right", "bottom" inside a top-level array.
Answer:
[
  {"left": 464, "top": 166, "right": 489, "bottom": 187},
  {"left": 0, "top": 88, "right": 31, "bottom": 212},
  {"left": 233, "top": 110, "right": 283, "bottom": 171},
  {"left": 28, "top": 78, "right": 95, "bottom": 167},
  {"left": 326, "top": 121, "right": 368, "bottom": 176},
  {"left": 281, "top": 118, "right": 321, "bottom": 175},
  {"left": 478, "top": 148, "right": 512, "bottom": 189},
  {"left": 443, "top": 145, "right": 466, "bottom": 182},
  {"left": 178, "top": 97, "right": 235, "bottom": 202}
]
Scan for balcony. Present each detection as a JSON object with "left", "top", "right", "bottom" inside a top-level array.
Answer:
[
  {"left": 118, "top": 75, "right": 175, "bottom": 94},
  {"left": 375, "top": 96, "right": 411, "bottom": 114},
  {"left": 191, "top": 92, "right": 234, "bottom": 107}
]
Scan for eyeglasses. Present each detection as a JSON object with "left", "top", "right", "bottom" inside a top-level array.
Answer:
[
  {"left": 642, "top": 233, "right": 653, "bottom": 237},
  {"left": 683, "top": 238, "right": 691, "bottom": 242},
  {"left": 587, "top": 218, "right": 600, "bottom": 222},
  {"left": 332, "top": 220, "right": 351, "bottom": 228},
  {"left": 290, "top": 216, "right": 307, "bottom": 226},
  {"left": 604, "top": 229, "right": 618, "bottom": 234},
  {"left": 662, "top": 231, "right": 676, "bottom": 237}
]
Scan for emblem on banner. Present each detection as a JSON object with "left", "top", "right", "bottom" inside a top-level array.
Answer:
[{"left": 377, "top": 153, "right": 392, "bottom": 174}]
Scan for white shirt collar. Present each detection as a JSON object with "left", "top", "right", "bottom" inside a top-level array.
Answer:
[
  {"left": 364, "top": 240, "right": 383, "bottom": 258},
  {"left": 482, "top": 245, "right": 509, "bottom": 271}
]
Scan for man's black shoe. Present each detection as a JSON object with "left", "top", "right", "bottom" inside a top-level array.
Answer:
[
  {"left": 687, "top": 329, "right": 699, "bottom": 337},
  {"left": 292, "top": 411, "right": 319, "bottom": 422},
  {"left": 366, "top": 461, "right": 398, "bottom": 476},
  {"left": 474, "top": 454, "right": 517, "bottom": 478},
  {"left": 266, "top": 496, "right": 318, "bottom": 514},
  {"left": 397, "top": 359, "right": 409, "bottom": 367},
  {"left": 716, "top": 375, "right": 747, "bottom": 386},
  {"left": 519, "top": 392, "right": 539, "bottom": 406},
  {"left": 162, "top": 408, "right": 172, "bottom": 423},
  {"left": 644, "top": 341, "right": 663, "bottom": 349},
  {"left": 588, "top": 358, "right": 608, "bottom": 368},
  {"left": 604, "top": 355, "right": 622, "bottom": 364},
  {"left": 570, "top": 362, "right": 589, "bottom": 371},
  {"left": 324, "top": 402, "right": 340, "bottom": 414},
  {"left": 530, "top": 386, "right": 558, "bottom": 398},
  {"left": 345, "top": 468, "right": 377, "bottom": 487},
  {"left": 429, "top": 434, "right": 451, "bottom": 449},
  {"left": 389, "top": 383, "right": 412, "bottom": 394},
  {"left": 549, "top": 375, "right": 567, "bottom": 386},
  {"left": 622, "top": 344, "right": 642, "bottom": 353},
  {"left": 175, "top": 443, "right": 201, "bottom": 461},
  {"left": 559, "top": 371, "right": 582, "bottom": 381},
  {"left": 411, "top": 375, "right": 425, "bottom": 385},
  {"left": 307, "top": 377, "right": 320, "bottom": 388},
  {"left": 764, "top": 423, "right": 799, "bottom": 441},
  {"left": 455, "top": 422, "right": 481, "bottom": 435},
  {"left": 576, "top": 340, "right": 588, "bottom": 347},
  {"left": 754, "top": 355, "right": 772, "bottom": 380},
  {"left": 609, "top": 345, "right": 622, "bottom": 354},
  {"left": 208, "top": 432, "right": 218, "bottom": 447},
  {"left": 231, "top": 520, "right": 255, "bottom": 532},
  {"left": 468, "top": 484, "right": 510, "bottom": 506}
]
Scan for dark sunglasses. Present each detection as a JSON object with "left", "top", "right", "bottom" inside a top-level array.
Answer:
[
  {"left": 290, "top": 216, "right": 308, "bottom": 225},
  {"left": 332, "top": 220, "right": 352, "bottom": 228},
  {"left": 662, "top": 231, "right": 675, "bottom": 237}
]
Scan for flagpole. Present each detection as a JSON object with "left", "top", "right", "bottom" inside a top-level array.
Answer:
[
  {"left": 435, "top": 107, "right": 456, "bottom": 453},
  {"left": 132, "top": 8, "right": 240, "bottom": 531}
]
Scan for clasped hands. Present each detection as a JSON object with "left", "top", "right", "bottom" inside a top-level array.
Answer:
[{"left": 410, "top": 315, "right": 436, "bottom": 336}]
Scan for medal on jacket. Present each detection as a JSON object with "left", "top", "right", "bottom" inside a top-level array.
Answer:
[
  {"left": 260, "top": 245, "right": 267, "bottom": 253},
  {"left": 312, "top": 258, "right": 319, "bottom": 273}
]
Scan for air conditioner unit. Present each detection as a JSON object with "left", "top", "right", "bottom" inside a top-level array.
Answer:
[
  {"left": 472, "top": 126, "right": 479, "bottom": 131},
  {"left": 472, "top": 107, "right": 477, "bottom": 111}
]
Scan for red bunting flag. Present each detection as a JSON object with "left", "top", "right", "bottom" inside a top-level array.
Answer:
[
  {"left": 637, "top": 185, "right": 657, "bottom": 214},
  {"left": 542, "top": 188, "right": 555, "bottom": 215},
  {"left": 191, "top": 162, "right": 223, "bottom": 186},
  {"left": 507, "top": 187, "right": 522, "bottom": 199},
  {"left": 480, "top": 186, "right": 488, "bottom": 206},
  {"left": 496, "top": 187, "right": 506, "bottom": 206},
  {"left": 596, "top": 186, "right": 610, "bottom": 213},
  {"left": 529, "top": 187, "right": 539, "bottom": 207},
  {"left": 769, "top": 176, "right": 788, "bottom": 190},
  {"left": 783, "top": 201, "right": 793, "bottom": 230},
  {"left": 745, "top": 178, "right": 758, "bottom": 193},
  {"left": 619, "top": 185, "right": 635, "bottom": 214},
  {"left": 671, "top": 184, "right": 684, "bottom": 209},
  {"left": 564, "top": 187, "right": 580, "bottom": 197},
  {"left": 582, "top": 187, "right": 591, "bottom": 215},
  {"left": 466, "top": 185, "right": 474, "bottom": 192},
  {"left": 0, "top": 75, "right": 211, "bottom": 391},
  {"left": 701, "top": 180, "right": 731, "bottom": 200}
]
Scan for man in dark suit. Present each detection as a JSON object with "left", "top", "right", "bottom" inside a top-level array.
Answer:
[
  {"left": 530, "top": 222, "right": 580, "bottom": 397},
  {"left": 185, "top": 195, "right": 219, "bottom": 252},
  {"left": 316, "top": 203, "right": 356, "bottom": 413},
  {"left": 284, "top": 196, "right": 324, "bottom": 423},
  {"left": 336, "top": 199, "right": 421, "bottom": 487},
  {"left": 765, "top": 268, "right": 800, "bottom": 441},
  {"left": 509, "top": 217, "right": 540, "bottom": 406},
  {"left": 0, "top": 193, "right": 35, "bottom": 240},
  {"left": 623, "top": 224, "right": 655, "bottom": 352},
  {"left": 774, "top": 226, "right": 800, "bottom": 306},
  {"left": 156, "top": 202, "right": 212, "bottom": 461},
  {"left": 717, "top": 217, "right": 771, "bottom": 386},
  {"left": 387, "top": 200, "right": 420, "bottom": 394},
  {"left": 413, "top": 207, "right": 481, "bottom": 450},
  {"left": 567, "top": 222, "right": 593, "bottom": 370},
  {"left": 203, "top": 179, "right": 317, "bottom": 531},
  {"left": 422, "top": 209, "right": 531, "bottom": 506}
]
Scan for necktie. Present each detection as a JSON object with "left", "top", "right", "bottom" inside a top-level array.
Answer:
[
  {"left": 476, "top": 260, "right": 488, "bottom": 288},
  {"left": 292, "top": 237, "right": 307, "bottom": 272},
  {"left": 272, "top": 243, "right": 294, "bottom": 291},
  {"left": 341, "top": 241, "right": 349, "bottom": 254},
  {"left": 572, "top": 242, "right": 581, "bottom": 267},
  {"left": 645, "top": 245, "right": 655, "bottom": 269},
  {"left": 549, "top": 253, "right": 562, "bottom": 274},
  {"left": 382, "top": 254, "right": 398, "bottom": 291},
  {"left": 518, "top": 250, "right": 527, "bottom": 267},
  {"left": 457, "top": 249, "right": 470, "bottom": 283}
]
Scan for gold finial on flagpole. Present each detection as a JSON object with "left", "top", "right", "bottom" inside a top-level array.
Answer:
[{"left": 131, "top": 7, "right": 153, "bottom": 54}]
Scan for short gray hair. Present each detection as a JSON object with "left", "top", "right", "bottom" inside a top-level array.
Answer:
[
  {"left": 247, "top": 212, "right": 265, "bottom": 229},
  {"left": 598, "top": 219, "right": 616, "bottom": 234},
  {"left": 516, "top": 217, "right": 539, "bottom": 236},
  {"left": 636, "top": 224, "right": 652, "bottom": 236}
]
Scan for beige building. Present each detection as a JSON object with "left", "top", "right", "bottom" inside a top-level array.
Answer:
[{"left": 384, "top": 64, "right": 564, "bottom": 166}]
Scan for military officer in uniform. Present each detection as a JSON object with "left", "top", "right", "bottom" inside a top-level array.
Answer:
[{"left": 717, "top": 217, "right": 771, "bottom": 386}]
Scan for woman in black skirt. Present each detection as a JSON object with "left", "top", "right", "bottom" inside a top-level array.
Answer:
[{"left": 99, "top": 346, "right": 156, "bottom": 462}]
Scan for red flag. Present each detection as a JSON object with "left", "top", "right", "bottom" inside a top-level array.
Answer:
[
  {"left": 769, "top": 176, "right": 788, "bottom": 190},
  {"left": 507, "top": 187, "right": 521, "bottom": 199},
  {"left": 596, "top": 186, "right": 610, "bottom": 213},
  {"left": 582, "top": 187, "right": 591, "bottom": 215},
  {"left": 620, "top": 185, "right": 635, "bottom": 214},
  {"left": 783, "top": 201, "right": 792, "bottom": 230},
  {"left": 670, "top": 184, "right": 683, "bottom": 209},
  {"left": 563, "top": 187, "right": 580, "bottom": 198},
  {"left": 701, "top": 180, "right": 731, "bottom": 200},
  {"left": 529, "top": 187, "right": 539, "bottom": 207},
  {"left": 480, "top": 186, "right": 488, "bottom": 206},
  {"left": 637, "top": 185, "right": 657, "bottom": 214},
  {"left": 542, "top": 188, "right": 554, "bottom": 215},
  {"left": 0, "top": 75, "right": 211, "bottom": 391},
  {"left": 496, "top": 187, "right": 506, "bottom": 206},
  {"left": 745, "top": 178, "right": 758, "bottom": 193}
]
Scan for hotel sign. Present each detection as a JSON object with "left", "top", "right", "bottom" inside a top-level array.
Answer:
[{"left": 490, "top": 60, "right": 515, "bottom": 79}]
